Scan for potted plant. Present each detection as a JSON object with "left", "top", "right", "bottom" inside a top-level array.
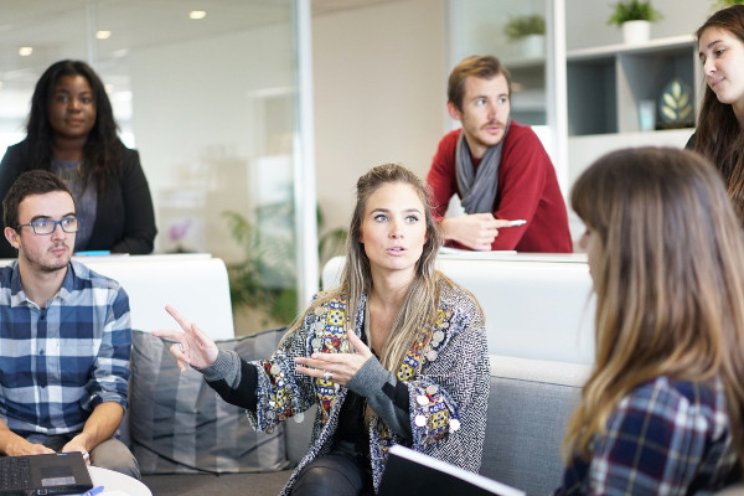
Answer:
[
  {"left": 223, "top": 203, "right": 347, "bottom": 329},
  {"left": 504, "top": 14, "right": 546, "bottom": 58},
  {"left": 714, "top": 0, "right": 744, "bottom": 7},
  {"left": 607, "top": 0, "right": 662, "bottom": 44}
]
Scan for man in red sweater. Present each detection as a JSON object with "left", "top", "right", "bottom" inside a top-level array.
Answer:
[{"left": 427, "top": 55, "right": 572, "bottom": 252}]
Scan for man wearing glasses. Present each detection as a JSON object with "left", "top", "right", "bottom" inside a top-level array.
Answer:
[{"left": 0, "top": 170, "right": 139, "bottom": 478}]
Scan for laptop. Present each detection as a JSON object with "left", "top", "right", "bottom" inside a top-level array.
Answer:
[
  {"left": 0, "top": 452, "right": 93, "bottom": 495},
  {"left": 379, "top": 445, "right": 525, "bottom": 496}
]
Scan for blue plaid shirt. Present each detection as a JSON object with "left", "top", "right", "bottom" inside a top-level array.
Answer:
[
  {"left": 0, "top": 260, "right": 131, "bottom": 437},
  {"left": 556, "top": 376, "right": 738, "bottom": 495}
]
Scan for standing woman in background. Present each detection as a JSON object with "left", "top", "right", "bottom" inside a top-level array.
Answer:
[
  {"left": 690, "top": 5, "right": 744, "bottom": 220},
  {"left": 556, "top": 147, "right": 744, "bottom": 494},
  {"left": 0, "top": 59, "right": 157, "bottom": 256}
]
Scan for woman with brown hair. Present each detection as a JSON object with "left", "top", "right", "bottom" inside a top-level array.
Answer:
[
  {"left": 556, "top": 147, "right": 744, "bottom": 494},
  {"left": 156, "top": 163, "right": 489, "bottom": 495},
  {"left": 690, "top": 5, "right": 744, "bottom": 221}
]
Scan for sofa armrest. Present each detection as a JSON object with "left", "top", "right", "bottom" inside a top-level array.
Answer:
[{"left": 480, "top": 355, "right": 589, "bottom": 495}]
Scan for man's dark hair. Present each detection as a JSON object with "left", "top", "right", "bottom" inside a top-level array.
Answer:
[
  {"left": 448, "top": 55, "right": 512, "bottom": 111},
  {"left": 3, "top": 170, "right": 74, "bottom": 230}
]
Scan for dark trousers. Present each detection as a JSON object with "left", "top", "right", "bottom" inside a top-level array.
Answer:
[{"left": 291, "top": 453, "right": 374, "bottom": 496}]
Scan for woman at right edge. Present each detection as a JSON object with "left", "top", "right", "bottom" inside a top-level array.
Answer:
[
  {"left": 689, "top": 4, "right": 744, "bottom": 222},
  {"left": 555, "top": 147, "right": 744, "bottom": 494}
]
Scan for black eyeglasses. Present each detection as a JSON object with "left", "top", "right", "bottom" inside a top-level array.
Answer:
[{"left": 16, "top": 216, "right": 79, "bottom": 235}]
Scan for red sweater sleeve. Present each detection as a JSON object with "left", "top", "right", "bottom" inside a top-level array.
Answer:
[
  {"left": 426, "top": 130, "right": 461, "bottom": 220},
  {"left": 489, "top": 128, "right": 548, "bottom": 250},
  {"left": 489, "top": 125, "right": 571, "bottom": 252}
]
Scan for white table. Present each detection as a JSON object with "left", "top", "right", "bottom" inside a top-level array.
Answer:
[{"left": 88, "top": 466, "right": 152, "bottom": 496}]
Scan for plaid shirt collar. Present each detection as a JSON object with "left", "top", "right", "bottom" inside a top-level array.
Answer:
[{"left": 8, "top": 260, "right": 74, "bottom": 308}]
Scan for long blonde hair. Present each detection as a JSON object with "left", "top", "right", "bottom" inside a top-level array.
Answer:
[
  {"left": 284, "top": 163, "right": 446, "bottom": 373},
  {"left": 341, "top": 163, "right": 444, "bottom": 372},
  {"left": 565, "top": 147, "right": 744, "bottom": 468}
]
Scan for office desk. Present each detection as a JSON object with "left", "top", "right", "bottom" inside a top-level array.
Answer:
[
  {"left": 0, "top": 254, "right": 235, "bottom": 340},
  {"left": 322, "top": 253, "right": 595, "bottom": 364}
]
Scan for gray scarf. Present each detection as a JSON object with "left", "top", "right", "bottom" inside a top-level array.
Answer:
[{"left": 455, "top": 119, "right": 511, "bottom": 214}]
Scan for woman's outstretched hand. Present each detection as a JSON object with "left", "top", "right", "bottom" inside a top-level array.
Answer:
[
  {"left": 153, "top": 305, "right": 219, "bottom": 372},
  {"left": 295, "top": 329, "right": 373, "bottom": 387}
]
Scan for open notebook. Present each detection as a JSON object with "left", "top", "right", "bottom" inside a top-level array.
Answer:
[
  {"left": 379, "top": 445, "right": 525, "bottom": 496},
  {"left": 0, "top": 452, "right": 93, "bottom": 495}
]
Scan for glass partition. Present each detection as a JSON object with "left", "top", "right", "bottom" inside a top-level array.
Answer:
[
  {"left": 448, "top": 0, "right": 549, "bottom": 127},
  {"left": 0, "top": 0, "right": 310, "bottom": 332}
]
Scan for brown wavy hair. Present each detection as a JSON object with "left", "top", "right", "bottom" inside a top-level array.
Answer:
[
  {"left": 565, "top": 147, "right": 744, "bottom": 471},
  {"left": 447, "top": 55, "right": 512, "bottom": 111},
  {"left": 691, "top": 5, "right": 744, "bottom": 221}
]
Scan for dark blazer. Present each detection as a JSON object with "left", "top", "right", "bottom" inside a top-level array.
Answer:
[{"left": 0, "top": 140, "right": 157, "bottom": 257}]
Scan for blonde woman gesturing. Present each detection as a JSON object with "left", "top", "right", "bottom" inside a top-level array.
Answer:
[{"left": 156, "top": 164, "right": 489, "bottom": 496}]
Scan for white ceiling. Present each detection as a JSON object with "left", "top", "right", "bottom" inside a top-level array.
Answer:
[{"left": 0, "top": 0, "right": 399, "bottom": 92}]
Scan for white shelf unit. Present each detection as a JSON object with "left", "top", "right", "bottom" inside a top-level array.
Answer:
[
  {"left": 504, "top": 36, "right": 702, "bottom": 137},
  {"left": 566, "top": 35, "right": 701, "bottom": 136}
]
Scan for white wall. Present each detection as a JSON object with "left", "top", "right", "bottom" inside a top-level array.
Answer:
[
  {"left": 448, "top": 0, "right": 546, "bottom": 63},
  {"left": 566, "top": 0, "right": 713, "bottom": 50},
  {"left": 312, "top": 0, "right": 447, "bottom": 232},
  {"left": 129, "top": 23, "right": 295, "bottom": 259}
]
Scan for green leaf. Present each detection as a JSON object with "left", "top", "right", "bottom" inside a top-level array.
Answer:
[
  {"left": 671, "top": 81, "right": 681, "bottom": 98},
  {"left": 678, "top": 93, "right": 689, "bottom": 109},
  {"left": 504, "top": 15, "right": 545, "bottom": 41},
  {"left": 223, "top": 203, "right": 348, "bottom": 327},
  {"left": 607, "top": 0, "right": 662, "bottom": 25},
  {"left": 663, "top": 93, "right": 677, "bottom": 109}
]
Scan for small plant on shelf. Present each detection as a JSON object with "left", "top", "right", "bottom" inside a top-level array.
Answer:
[
  {"left": 607, "top": 0, "right": 662, "bottom": 25},
  {"left": 504, "top": 14, "right": 545, "bottom": 41}
]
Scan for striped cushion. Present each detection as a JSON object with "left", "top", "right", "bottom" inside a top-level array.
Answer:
[{"left": 129, "top": 329, "right": 291, "bottom": 474}]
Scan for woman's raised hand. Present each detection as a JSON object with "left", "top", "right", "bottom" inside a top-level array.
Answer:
[
  {"left": 153, "top": 305, "right": 220, "bottom": 372},
  {"left": 295, "top": 329, "right": 373, "bottom": 387}
]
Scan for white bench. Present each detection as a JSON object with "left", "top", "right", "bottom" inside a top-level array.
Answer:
[
  {"left": 322, "top": 253, "right": 595, "bottom": 364},
  {"left": 1, "top": 253, "right": 235, "bottom": 340}
]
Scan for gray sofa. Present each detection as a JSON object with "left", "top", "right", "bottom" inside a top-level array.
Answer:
[{"left": 135, "top": 354, "right": 588, "bottom": 495}]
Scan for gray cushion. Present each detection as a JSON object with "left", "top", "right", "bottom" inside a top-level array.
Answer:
[
  {"left": 480, "top": 374, "right": 582, "bottom": 495},
  {"left": 129, "top": 329, "right": 291, "bottom": 475}
]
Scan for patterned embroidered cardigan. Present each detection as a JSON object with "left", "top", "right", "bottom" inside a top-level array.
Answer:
[{"left": 246, "top": 280, "right": 489, "bottom": 494}]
